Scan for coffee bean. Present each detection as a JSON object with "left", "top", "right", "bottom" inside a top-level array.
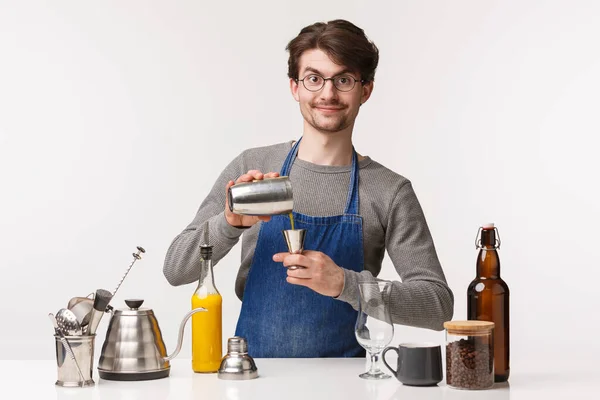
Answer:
[{"left": 446, "top": 337, "right": 493, "bottom": 389}]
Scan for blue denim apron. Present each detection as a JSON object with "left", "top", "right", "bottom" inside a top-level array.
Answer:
[{"left": 234, "top": 138, "right": 365, "bottom": 357}]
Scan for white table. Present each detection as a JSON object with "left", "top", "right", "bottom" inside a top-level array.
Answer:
[{"left": 0, "top": 358, "right": 593, "bottom": 400}]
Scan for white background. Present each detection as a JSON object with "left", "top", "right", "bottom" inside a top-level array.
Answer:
[{"left": 1, "top": 0, "right": 598, "bottom": 367}]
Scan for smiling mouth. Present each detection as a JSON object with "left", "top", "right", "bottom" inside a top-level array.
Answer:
[{"left": 315, "top": 106, "right": 344, "bottom": 112}]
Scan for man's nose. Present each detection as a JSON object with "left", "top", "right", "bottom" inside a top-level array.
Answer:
[{"left": 319, "top": 79, "right": 339, "bottom": 101}]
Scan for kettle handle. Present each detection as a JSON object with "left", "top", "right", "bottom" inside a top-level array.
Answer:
[{"left": 163, "top": 307, "right": 207, "bottom": 362}]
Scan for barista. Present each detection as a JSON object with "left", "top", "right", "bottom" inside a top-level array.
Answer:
[{"left": 163, "top": 19, "right": 454, "bottom": 357}]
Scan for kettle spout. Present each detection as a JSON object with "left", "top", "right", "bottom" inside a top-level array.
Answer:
[{"left": 163, "top": 307, "right": 207, "bottom": 362}]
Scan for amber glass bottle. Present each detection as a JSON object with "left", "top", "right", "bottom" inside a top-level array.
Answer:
[{"left": 467, "top": 223, "right": 510, "bottom": 382}]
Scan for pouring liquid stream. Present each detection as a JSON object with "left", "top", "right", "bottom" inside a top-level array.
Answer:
[{"left": 289, "top": 212, "right": 295, "bottom": 230}]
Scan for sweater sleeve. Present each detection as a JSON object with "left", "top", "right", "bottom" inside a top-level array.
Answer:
[
  {"left": 336, "top": 181, "right": 454, "bottom": 330},
  {"left": 162, "top": 152, "right": 248, "bottom": 287}
]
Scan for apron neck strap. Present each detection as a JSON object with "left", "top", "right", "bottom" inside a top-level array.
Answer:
[{"left": 281, "top": 137, "right": 360, "bottom": 215}]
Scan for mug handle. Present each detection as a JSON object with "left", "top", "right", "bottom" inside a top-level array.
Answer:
[{"left": 382, "top": 346, "right": 398, "bottom": 375}]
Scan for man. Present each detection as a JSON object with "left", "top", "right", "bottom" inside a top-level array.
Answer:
[{"left": 164, "top": 19, "right": 454, "bottom": 358}]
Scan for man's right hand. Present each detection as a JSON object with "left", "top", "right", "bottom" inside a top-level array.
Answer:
[{"left": 225, "top": 170, "right": 280, "bottom": 228}]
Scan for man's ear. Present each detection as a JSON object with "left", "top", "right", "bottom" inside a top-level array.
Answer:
[
  {"left": 360, "top": 81, "right": 374, "bottom": 105},
  {"left": 290, "top": 78, "right": 300, "bottom": 102}
]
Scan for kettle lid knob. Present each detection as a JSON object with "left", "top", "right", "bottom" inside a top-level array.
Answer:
[{"left": 125, "top": 299, "right": 144, "bottom": 309}]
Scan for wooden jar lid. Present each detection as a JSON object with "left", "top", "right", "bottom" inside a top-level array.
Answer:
[{"left": 443, "top": 320, "right": 495, "bottom": 335}]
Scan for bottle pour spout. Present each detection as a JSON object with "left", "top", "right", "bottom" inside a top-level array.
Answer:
[{"left": 163, "top": 307, "right": 207, "bottom": 362}]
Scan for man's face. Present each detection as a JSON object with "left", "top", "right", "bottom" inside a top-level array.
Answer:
[{"left": 290, "top": 49, "right": 373, "bottom": 134}]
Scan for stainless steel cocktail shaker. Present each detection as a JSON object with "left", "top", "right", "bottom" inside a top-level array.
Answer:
[
  {"left": 217, "top": 337, "right": 258, "bottom": 380},
  {"left": 228, "top": 176, "right": 293, "bottom": 216}
]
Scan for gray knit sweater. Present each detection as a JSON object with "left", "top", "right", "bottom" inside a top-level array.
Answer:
[{"left": 163, "top": 141, "right": 454, "bottom": 330}]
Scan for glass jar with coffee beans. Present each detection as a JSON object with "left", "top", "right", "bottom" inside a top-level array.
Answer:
[{"left": 443, "top": 320, "right": 495, "bottom": 390}]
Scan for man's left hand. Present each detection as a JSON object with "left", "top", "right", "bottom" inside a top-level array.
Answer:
[{"left": 272, "top": 251, "right": 345, "bottom": 297}]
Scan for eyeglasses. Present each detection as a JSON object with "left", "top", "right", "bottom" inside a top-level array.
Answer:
[{"left": 296, "top": 74, "right": 365, "bottom": 92}]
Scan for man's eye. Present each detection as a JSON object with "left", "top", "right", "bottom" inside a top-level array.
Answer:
[
  {"left": 308, "top": 75, "right": 322, "bottom": 83},
  {"left": 336, "top": 76, "right": 354, "bottom": 85}
]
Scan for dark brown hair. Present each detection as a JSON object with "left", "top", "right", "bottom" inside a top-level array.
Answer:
[{"left": 285, "top": 19, "right": 379, "bottom": 82}]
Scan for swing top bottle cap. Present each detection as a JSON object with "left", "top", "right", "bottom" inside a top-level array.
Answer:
[{"left": 482, "top": 223, "right": 495, "bottom": 229}]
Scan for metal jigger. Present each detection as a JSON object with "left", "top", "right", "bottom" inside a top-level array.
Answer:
[{"left": 282, "top": 229, "right": 306, "bottom": 270}]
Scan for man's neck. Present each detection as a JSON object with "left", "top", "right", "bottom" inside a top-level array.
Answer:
[{"left": 297, "top": 126, "right": 364, "bottom": 166}]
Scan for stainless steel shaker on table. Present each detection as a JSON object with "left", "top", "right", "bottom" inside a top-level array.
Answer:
[
  {"left": 218, "top": 337, "right": 258, "bottom": 380},
  {"left": 228, "top": 176, "right": 293, "bottom": 216}
]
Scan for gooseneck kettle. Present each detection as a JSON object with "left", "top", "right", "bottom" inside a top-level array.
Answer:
[{"left": 98, "top": 299, "right": 206, "bottom": 381}]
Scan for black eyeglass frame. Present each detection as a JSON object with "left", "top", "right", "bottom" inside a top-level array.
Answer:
[{"left": 295, "top": 74, "right": 367, "bottom": 92}]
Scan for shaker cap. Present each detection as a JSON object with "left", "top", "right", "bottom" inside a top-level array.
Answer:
[{"left": 217, "top": 336, "right": 258, "bottom": 380}]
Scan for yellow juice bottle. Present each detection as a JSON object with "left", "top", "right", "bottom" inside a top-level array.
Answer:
[{"left": 191, "top": 241, "right": 222, "bottom": 373}]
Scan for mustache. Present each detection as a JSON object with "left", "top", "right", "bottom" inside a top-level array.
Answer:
[{"left": 311, "top": 103, "right": 346, "bottom": 109}]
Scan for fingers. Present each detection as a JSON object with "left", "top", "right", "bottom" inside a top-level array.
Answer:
[
  {"left": 286, "top": 266, "right": 311, "bottom": 279},
  {"left": 273, "top": 253, "right": 307, "bottom": 272},
  {"left": 273, "top": 250, "right": 343, "bottom": 297},
  {"left": 286, "top": 276, "right": 310, "bottom": 287},
  {"left": 302, "top": 250, "right": 325, "bottom": 258},
  {"left": 273, "top": 253, "right": 310, "bottom": 269},
  {"left": 234, "top": 170, "right": 280, "bottom": 184},
  {"left": 236, "top": 172, "right": 262, "bottom": 184},
  {"left": 272, "top": 252, "right": 288, "bottom": 262},
  {"left": 225, "top": 180, "right": 235, "bottom": 211},
  {"left": 272, "top": 252, "right": 320, "bottom": 266}
]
